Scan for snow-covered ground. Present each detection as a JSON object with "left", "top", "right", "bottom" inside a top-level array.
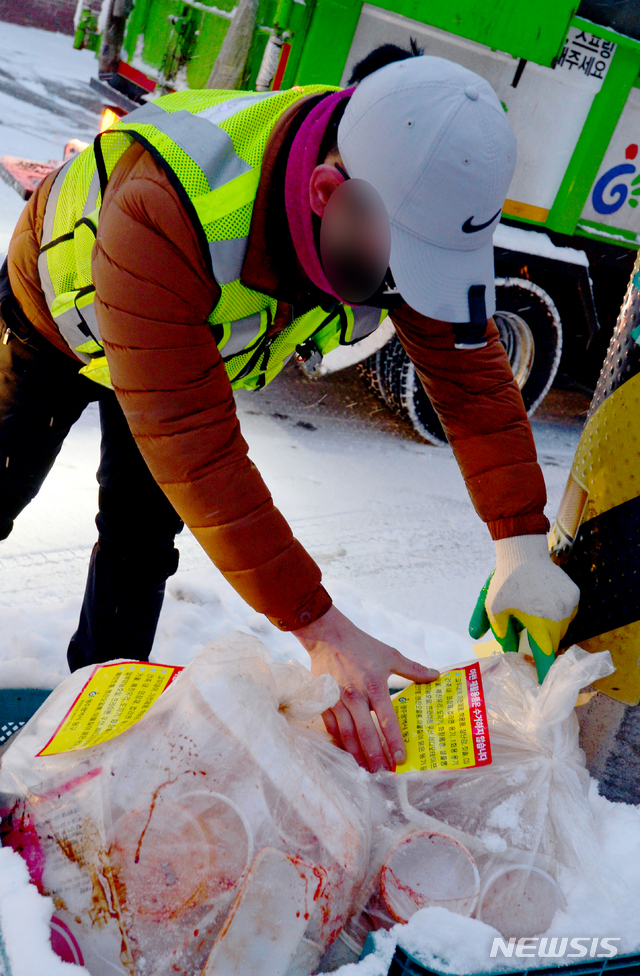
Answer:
[{"left": 2, "top": 21, "right": 640, "bottom": 976}]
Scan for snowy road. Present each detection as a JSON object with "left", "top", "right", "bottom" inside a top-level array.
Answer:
[{"left": 0, "top": 23, "right": 101, "bottom": 258}]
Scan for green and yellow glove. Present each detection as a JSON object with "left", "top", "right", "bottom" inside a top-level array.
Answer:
[{"left": 469, "top": 535, "right": 580, "bottom": 683}]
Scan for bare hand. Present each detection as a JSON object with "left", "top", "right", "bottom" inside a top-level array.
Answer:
[{"left": 294, "top": 605, "right": 439, "bottom": 772}]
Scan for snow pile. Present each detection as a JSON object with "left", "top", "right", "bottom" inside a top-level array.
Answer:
[
  {"left": 0, "top": 391, "right": 486, "bottom": 686},
  {"left": 0, "top": 566, "right": 473, "bottom": 693},
  {"left": 0, "top": 846, "right": 89, "bottom": 975}
]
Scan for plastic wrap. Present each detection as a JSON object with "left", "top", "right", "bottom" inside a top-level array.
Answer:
[
  {"left": 0, "top": 633, "right": 372, "bottom": 976},
  {"left": 0, "top": 639, "right": 615, "bottom": 973},
  {"left": 326, "top": 646, "right": 615, "bottom": 964}
]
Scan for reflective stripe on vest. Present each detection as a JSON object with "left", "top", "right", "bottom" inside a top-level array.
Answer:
[
  {"left": 38, "top": 150, "right": 104, "bottom": 368},
  {"left": 37, "top": 86, "right": 385, "bottom": 390},
  {"left": 36, "top": 159, "right": 92, "bottom": 360},
  {"left": 83, "top": 171, "right": 101, "bottom": 219},
  {"left": 219, "top": 311, "right": 264, "bottom": 359},
  {"left": 208, "top": 237, "right": 249, "bottom": 287},
  {"left": 38, "top": 90, "right": 285, "bottom": 371},
  {"left": 350, "top": 305, "right": 384, "bottom": 343},
  {"left": 120, "top": 100, "right": 255, "bottom": 192},
  {"left": 117, "top": 100, "right": 265, "bottom": 288}
]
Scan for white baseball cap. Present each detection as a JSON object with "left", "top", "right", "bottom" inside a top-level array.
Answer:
[{"left": 337, "top": 56, "right": 516, "bottom": 324}]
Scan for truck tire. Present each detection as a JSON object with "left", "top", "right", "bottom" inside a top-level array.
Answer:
[
  {"left": 358, "top": 343, "right": 391, "bottom": 406},
  {"left": 360, "top": 278, "right": 562, "bottom": 446}
]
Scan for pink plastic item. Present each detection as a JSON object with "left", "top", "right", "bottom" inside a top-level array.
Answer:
[{"left": 49, "top": 917, "right": 84, "bottom": 966}]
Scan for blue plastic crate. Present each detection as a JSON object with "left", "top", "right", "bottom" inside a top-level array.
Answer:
[
  {"left": 362, "top": 937, "right": 640, "bottom": 976},
  {"left": 0, "top": 688, "right": 51, "bottom": 750}
]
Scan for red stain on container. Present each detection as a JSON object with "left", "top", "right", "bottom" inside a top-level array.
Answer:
[
  {"left": 112, "top": 803, "right": 211, "bottom": 921},
  {"left": 380, "top": 830, "right": 480, "bottom": 923}
]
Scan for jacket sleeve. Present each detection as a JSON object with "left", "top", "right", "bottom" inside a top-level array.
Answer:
[
  {"left": 390, "top": 305, "right": 549, "bottom": 540},
  {"left": 92, "top": 148, "right": 331, "bottom": 630}
]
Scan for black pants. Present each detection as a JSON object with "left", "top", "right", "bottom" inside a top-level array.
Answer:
[{"left": 0, "top": 265, "right": 183, "bottom": 671}]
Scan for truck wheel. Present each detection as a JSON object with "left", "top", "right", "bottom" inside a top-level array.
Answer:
[
  {"left": 359, "top": 277, "right": 562, "bottom": 447},
  {"left": 359, "top": 335, "right": 441, "bottom": 440},
  {"left": 358, "top": 343, "right": 392, "bottom": 406}
]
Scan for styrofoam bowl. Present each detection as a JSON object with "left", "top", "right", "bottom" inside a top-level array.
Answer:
[
  {"left": 380, "top": 830, "right": 480, "bottom": 923},
  {"left": 477, "top": 864, "right": 565, "bottom": 939}
]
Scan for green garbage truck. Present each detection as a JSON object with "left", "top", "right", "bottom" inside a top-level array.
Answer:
[{"left": 73, "top": 0, "right": 640, "bottom": 443}]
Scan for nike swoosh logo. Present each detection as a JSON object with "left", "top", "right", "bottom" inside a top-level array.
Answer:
[{"left": 462, "top": 209, "right": 501, "bottom": 233}]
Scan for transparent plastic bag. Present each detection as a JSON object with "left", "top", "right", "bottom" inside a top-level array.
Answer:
[
  {"left": 0, "top": 633, "right": 372, "bottom": 976},
  {"left": 326, "top": 646, "right": 616, "bottom": 963}
]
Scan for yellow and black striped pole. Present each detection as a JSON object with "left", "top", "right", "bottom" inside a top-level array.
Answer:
[{"left": 551, "top": 250, "right": 640, "bottom": 706}]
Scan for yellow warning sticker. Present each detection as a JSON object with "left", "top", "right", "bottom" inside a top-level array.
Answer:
[
  {"left": 392, "top": 663, "right": 491, "bottom": 773},
  {"left": 38, "top": 661, "right": 183, "bottom": 757}
]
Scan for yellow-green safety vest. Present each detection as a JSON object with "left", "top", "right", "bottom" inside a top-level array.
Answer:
[{"left": 37, "top": 86, "right": 385, "bottom": 390}]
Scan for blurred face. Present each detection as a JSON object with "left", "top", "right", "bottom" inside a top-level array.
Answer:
[
  {"left": 320, "top": 178, "right": 391, "bottom": 304},
  {"left": 309, "top": 159, "right": 391, "bottom": 304}
]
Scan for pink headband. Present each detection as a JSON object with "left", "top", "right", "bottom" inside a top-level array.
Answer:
[{"left": 284, "top": 89, "right": 355, "bottom": 302}]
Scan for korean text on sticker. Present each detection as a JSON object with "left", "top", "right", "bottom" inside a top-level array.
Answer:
[
  {"left": 392, "top": 663, "right": 491, "bottom": 773},
  {"left": 38, "top": 661, "right": 183, "bottom": 757},
  {"left": 556, "top": 27, "right": 615, "bottom": 82}
]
